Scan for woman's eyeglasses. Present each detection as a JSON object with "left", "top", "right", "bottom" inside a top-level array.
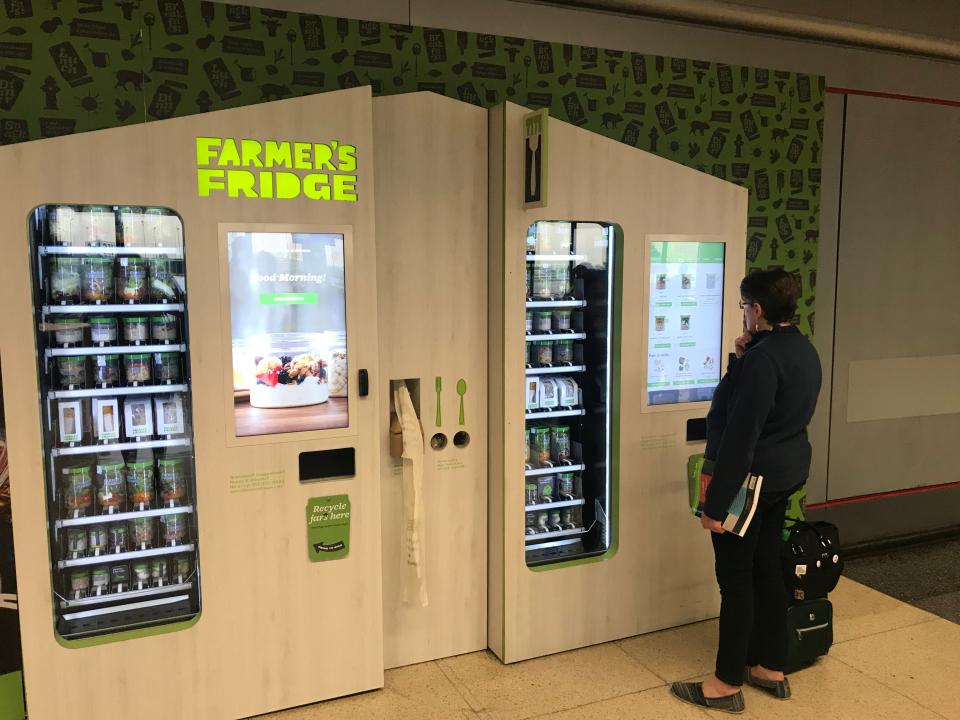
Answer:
[{"left": 738, "top": 299, "right": 756, "bottom": 309}]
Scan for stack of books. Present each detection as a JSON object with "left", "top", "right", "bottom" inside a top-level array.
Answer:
[{"left": 688, "top": 453, "right": 764, "bottom": 537}]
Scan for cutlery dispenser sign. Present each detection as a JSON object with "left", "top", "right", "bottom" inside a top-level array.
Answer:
[{"left": 523, "top": 109, "right": 548, "bottom": 209}]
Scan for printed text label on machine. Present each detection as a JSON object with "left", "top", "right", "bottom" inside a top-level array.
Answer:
[{"left": 306, "top": 495, "right": 351, "bottom": 562}]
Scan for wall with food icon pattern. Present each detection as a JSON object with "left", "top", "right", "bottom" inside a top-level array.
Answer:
[{"left": 0, "top": 0, "right": 823, "bottom": 335}]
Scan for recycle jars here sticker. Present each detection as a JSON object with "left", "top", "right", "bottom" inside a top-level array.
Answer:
[{"left": 306, "top": 495, "right": 350, "bottom": 562}]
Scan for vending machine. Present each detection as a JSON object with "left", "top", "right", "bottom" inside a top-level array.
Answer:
[
  {"left": 489, "top": 103, "right": 748, "bottom": 662},
  {"left": 0, "top": 87, "right": 384, "bottom": 719},
  {"left": 28, "top": 205, "right": 200, "bottom": 638}
]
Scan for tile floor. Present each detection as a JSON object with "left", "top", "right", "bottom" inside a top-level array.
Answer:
[
  {"left": 844, "top": 536, "right": 960, "bottom": 624},
  {"left": 260, "top": 577, "right": 960, "bottom": 719}
]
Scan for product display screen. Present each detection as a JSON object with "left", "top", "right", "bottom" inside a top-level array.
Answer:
[
  {"left": 647, "top": 241, "right": 725, "bottom": 405},
  {"left": 227, "top": 231, "right": 348, "bottom": 436}
]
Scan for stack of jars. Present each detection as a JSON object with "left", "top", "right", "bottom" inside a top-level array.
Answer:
[
  {"left": 526, "top": 424, "right": 573, "bottom": 467},
  {"left": 60, "top": 455, "right": 190, "bottom": 519},
  {"left": 525, "top": 261, "right": 573, "bottom": 300},
  {"left": 63, "top": 553, "right": 194, "bottom": 600},
  {"left": 55, "top": 350, "right": 181, "bottom": 391},
  {"left": 46, "top": 205, "right": 181, "bottom": 249},
  {"left": 525, "top": 308, "right": 579, "bottom": 367},
  {"left": 526, "top": 308, "right": 574, "bottom": 334},
  {"left": 62, "top": 512, "right": 190, "bottom": 558},
  {"left": 48, "top": 255, "right": 181, "bottom": 307},
  {"left": 52, "top": 313, "right": 180, "bottom": 350},
  {"left": 524, "top": 506, "right": 581, "bottom": 535},
  {"left": 60, "top": 454, "right": 193, "bottom": 600},
  {"left": 528, "top": 338, "right": 577, "bottom": 367}
]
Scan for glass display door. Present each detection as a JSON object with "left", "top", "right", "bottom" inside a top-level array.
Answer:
[
  {"left": 28, "top": 204, "right": 201, "bottom": 640},
  {"left": 524, "top": 221, "right": 616, "bottom": 566}
]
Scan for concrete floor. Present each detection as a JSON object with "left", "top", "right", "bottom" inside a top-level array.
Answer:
[
  {"left": 844, "top": 536, "right": 960, "bottom": 624},
  {"left": 258, "top": 576, "right": 960, "bottom": 719}
]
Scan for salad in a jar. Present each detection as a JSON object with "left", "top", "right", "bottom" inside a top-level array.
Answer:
[
  {"left": 244, "top": 334, "right": 332, "bottom": 409},
  {"left": 255, "top": 354, "right": 326, "bottom": 388}
]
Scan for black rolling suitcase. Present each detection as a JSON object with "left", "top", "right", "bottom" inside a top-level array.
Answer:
[
  {"left": 782, "top": 521, "right": 842, "bottom": 673},
  {"left": 784, "top": 597, "right": 833, "bottom": 673}
]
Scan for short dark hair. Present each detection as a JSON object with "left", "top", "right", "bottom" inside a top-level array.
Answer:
[{"left": 740, "top": 269, "right": 799, "bottom": 324}]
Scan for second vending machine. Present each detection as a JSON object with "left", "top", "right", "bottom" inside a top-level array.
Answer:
[{"left": 489, "top": 102, "right": 748, "bottom": 664}]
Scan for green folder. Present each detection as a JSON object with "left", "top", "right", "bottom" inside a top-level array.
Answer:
[
  {"left": 0, "top": 672, "right": 25, "bottom": 720},
  {"left": 687, "top": 452, "right": 705, "bottom": 514}
]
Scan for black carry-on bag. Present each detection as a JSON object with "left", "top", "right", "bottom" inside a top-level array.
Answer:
[
  {"left": 782, "top": 520, "right": 843, "bottom": 603},
  {"left": 782, "top": 520, "right": 843, "bottom": 672}
]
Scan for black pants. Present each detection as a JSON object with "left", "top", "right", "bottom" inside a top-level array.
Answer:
[
  {"left": 711, "top": 486, "right": 795, "bottom": 686},
  {"left": 0, "top": 520, "right": 22, "bottom": 675}
]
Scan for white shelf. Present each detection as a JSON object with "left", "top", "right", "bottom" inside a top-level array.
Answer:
[
  {"left": 59, "top": 582, "right": 193, "bottom": 609},
  {"left": 59, "top": 543, "right": 195, "bottom": 569},
  {"left": 526, "top": 300, "right": 586, "bottom": 309},
  {"left": 43, "top": 303, "right": 184, "bottom": 315},
  {"left": 524, "top": 527, "right": 587, "bottom": 542},
  {"left": 58, "top": 505, "right": 194, "bottom": 529},
  {"left": 525, "top": 537, "right": 583, "bottom": 552},
  {"left": 525, "top": 498, "right": 586, "bottom": 512},
  {"left": 40, "top": 245, "right": 182, "bottom": 257},
  {"left": 526, "top": 365, "right": 586, "bottom": 376},
  {"left": 526, "top": 332, "right": 586, "bottom": 342},
  {"left": 525, "top": 463, "right": 585, "bottom": 477},
  {"left": 525, "top": 408, "right": 585, "bottom": 420},
  {"left": 48, "top": 384, "right": 188, "bottom": 400},
  {"left": 53, "top": 437, "right": 190, "bottom": 457},
  {"left": 47, "top": 343, "right": 186, "bottom": 358},
  {"left": 526, "top": 254, "right": 586, "bottom": 262},
  {"left": 62, "top": 594, "right": 191, "bottom": 621}
]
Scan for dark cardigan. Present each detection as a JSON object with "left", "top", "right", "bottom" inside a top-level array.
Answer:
[{"left": 703, "top": 324, "right": 822, "bottom": 520}]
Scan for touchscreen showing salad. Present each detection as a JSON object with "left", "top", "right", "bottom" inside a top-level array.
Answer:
[{"left": 227, "top": 231, "right": 349, "bottom": 437}]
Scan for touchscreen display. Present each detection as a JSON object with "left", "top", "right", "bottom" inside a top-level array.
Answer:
[
  {"left": 227, "top": 231, "right": 348, "bottom": 436},
  {"left": 647, "top": 241, "right": 724, "bottom": 406}
]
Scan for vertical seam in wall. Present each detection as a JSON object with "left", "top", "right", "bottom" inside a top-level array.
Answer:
[
  {"left": 500, "top": 108, "right": 508, "bottom": 659},
  {"left": 824, "top": 93, "right": 848, "bottom": 503}
]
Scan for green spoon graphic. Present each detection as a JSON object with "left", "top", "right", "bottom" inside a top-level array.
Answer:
[
  {"left": 457, "top": 378, "right": 467, "bottom": 425},
  {"left": 435, "top": 375, "right": 442, "bottom": 427}
]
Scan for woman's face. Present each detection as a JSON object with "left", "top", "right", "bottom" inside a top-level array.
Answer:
[{"left": 742, "top": 298, "right": 761, "bottom": 332}]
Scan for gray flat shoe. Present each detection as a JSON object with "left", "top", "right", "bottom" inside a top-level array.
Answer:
[
  {"left": 670, "top": 681, "right": 745, "bottom": 714},
  {"left": 744, "top": 667, "right": 791, "bottom": 699}
]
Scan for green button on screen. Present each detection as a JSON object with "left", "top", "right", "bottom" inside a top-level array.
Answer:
[{"left": 259, "top": 292, "right": 318, "bottom": 305}]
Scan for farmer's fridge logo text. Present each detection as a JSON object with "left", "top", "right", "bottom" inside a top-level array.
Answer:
[{"left": 196, "top": 137, "right": 358, "bottom": 202}]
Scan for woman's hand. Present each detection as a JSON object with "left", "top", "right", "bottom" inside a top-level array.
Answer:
[
  {"left": 735, "top": 317, "right": 753, "bottom": 358},
  {"left": 734, "top": 315, "right": 753, "bottom": 358},
  {"left": 700, "top": 514, "right": 725, "bottom": 533},
  {"left": 734, "top": 332, "right": 752, "bottom": 358}
]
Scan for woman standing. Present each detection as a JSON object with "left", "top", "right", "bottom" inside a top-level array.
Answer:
[{"left": 671, "top": 269, "right": 822, "bottom": 714}]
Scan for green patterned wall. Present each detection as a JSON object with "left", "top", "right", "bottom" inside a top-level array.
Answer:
[{"left": 0, "top": 0, "right": 824, "bottom": 334}]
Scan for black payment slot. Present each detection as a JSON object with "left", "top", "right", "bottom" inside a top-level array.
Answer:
[
  {"left": 299, "top": 447, "right": 356, "bottom": 482},
  {"left": 686, "top": 417, "right": 707, "bottom": 442}
]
